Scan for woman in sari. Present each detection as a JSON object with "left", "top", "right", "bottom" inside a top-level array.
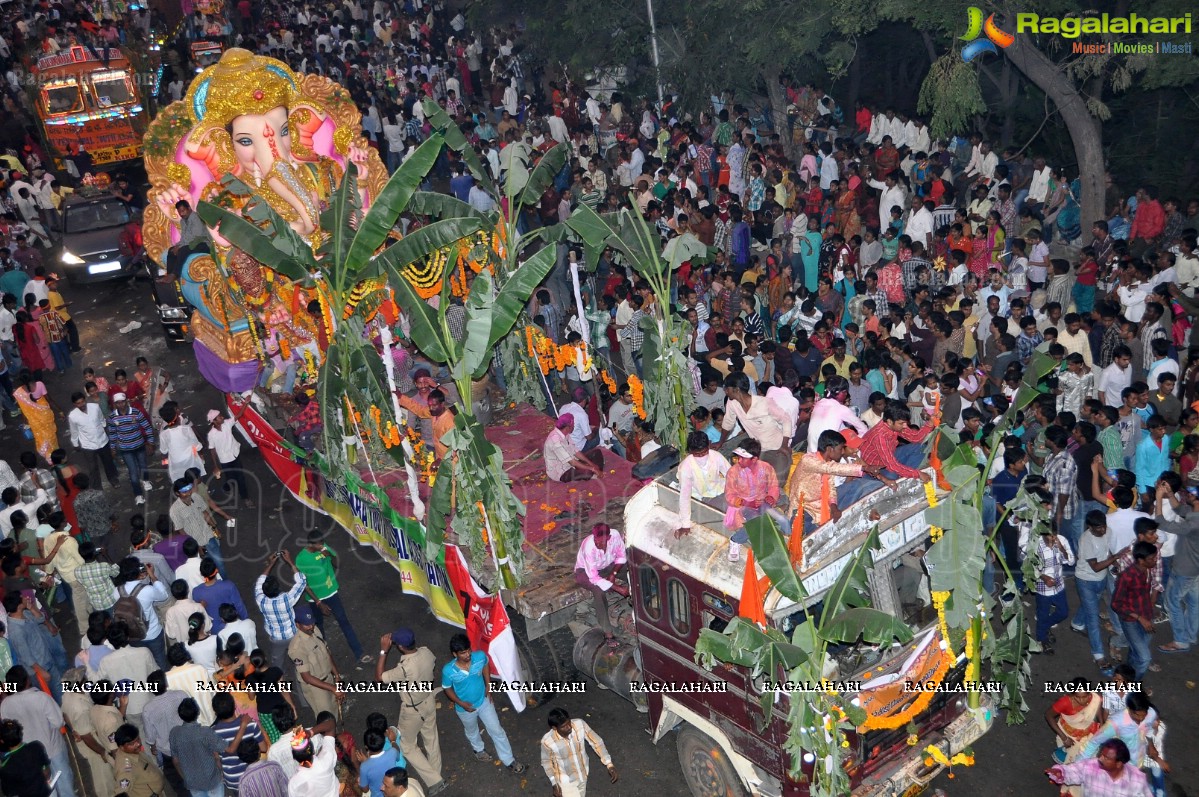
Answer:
[
  {"left": 799, "top": 216, "right": 823, "bottom": 293},
  {"left": 50, "top": 448, "right": 81, "bottom": 533},
  {"left": 986, "top": 210, "right": 1007, "bottom": 266},
  {"left": 13, "top": 368, "right": 61, "bottom": 464},
  {"left": 14, "top": 310, "right": 51, "bottom": 380},
  {"left": 835, "top": 183, "right": 857, "bottom": 235},
  {"left": 835, "top": 266, "right": 858, "bottom": 330},
  {"left": 1046, "top": 679, "right": 1106, "bottom": 797},
  {"left": 968, "top": 224, "right": 992, "bottom": 282},
  {"left": 134, "top": 356, "right": 173, "bottom": 433}
]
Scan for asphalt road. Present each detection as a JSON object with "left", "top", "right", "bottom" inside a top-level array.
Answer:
[{"left": 10, "top": 274, "right": 1196, "bottom": 797}]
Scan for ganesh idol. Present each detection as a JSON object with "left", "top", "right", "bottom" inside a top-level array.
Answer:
[{"left": 142, "top": 48, "right": 387, "bottom": 392}]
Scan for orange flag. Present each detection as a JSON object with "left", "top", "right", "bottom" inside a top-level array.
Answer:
[
  {"left": 738, "top": 547, "right": 768, "bottom": 626},
  {"left": 789, "top": 496, "right": 805, "bottom": 570}
]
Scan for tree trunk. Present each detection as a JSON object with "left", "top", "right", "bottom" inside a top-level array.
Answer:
[
  {"left": 763, "top": 66, "right": 800, "bottom": 164},
  {"left": 846, "top": 47, "right": 862, "bottom": 110},
  {"left": 1002, "top": 37, "right": 1104, "bottom": 244}
]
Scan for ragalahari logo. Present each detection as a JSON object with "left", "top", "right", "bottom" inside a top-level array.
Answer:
[{"left": 961, "top": 7, "right": 1015, "bottom": 61}]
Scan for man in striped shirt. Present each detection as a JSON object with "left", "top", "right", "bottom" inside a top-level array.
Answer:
[
  {"left": 540, "top": 708, "right": 617, "bottom": 797},
  {"left": 107, "top": 393, "right": 155, "bottom": 505},
  {"left": 254, "top": 551, "right": 307, "bottom": 677}
]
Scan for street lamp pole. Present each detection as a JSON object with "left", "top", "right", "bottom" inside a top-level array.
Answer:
[{"left": 645, "top": 0, "right": 665, "bottom": 112}]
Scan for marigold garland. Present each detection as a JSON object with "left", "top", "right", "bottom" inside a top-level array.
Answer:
[
  {"left": 627, "top": 374, "right": 647, "bottom": 419},
  {"left": 857, "top": 644, "right": 953, "bottom": 731},
  {"left": 599, "top": 370, "right": 617, "bottom": 394}
]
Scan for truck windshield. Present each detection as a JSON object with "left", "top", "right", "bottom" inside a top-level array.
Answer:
[
  {"left": 65, "top": 200, "right": 131, "bottom": 233},
  {"left": 44, "top": 82, "right": 83, "bottom": 114},
  {"left": 91, "top": 72, "right": 133, "bottom": 106}
]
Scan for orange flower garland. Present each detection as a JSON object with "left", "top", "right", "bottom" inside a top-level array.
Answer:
[
  {"left": 627, "top": 375, "right": 647, "bottom": 419},
  {"left": 524, "top": 326, "right": 592, "bottom": 377},
  {"left": 599, "top": 370, "right": 618, "bottom": 394}
]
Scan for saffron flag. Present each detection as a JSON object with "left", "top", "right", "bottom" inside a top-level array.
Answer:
[
  {"left": 738, "top": 548, "right": 767, "bottom": 626},
  {"left": 789, "top": 497, "right": 805, "bottom": 570},
  {"left": 443, "top": 545, "right": 527, "bottom": 712}
]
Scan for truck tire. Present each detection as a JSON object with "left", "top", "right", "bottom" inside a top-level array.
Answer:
[
  {"left": 676, "top": 725, "right": 748, "bottom": 797},
  {"left": 508, "top": 614, "right": 579, "bottom": 701}
]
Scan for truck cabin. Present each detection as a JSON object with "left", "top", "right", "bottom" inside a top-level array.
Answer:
[
  {"left": 625, "top": 467, "right": 985, "bottom": 795},
  {"left": 37, "top": 49, "right": 138, "bottom": 120}
]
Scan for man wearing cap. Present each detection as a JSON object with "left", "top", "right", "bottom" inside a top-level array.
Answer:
[
  {"left": 377, "top": 629, "right": 445, "bottom": 795},
  {"left": 289, "top": 604, "right": 345, "bottom": 721},
  {"left": 112, "top": 723, "right": 166, "bottom": 797},
  {"left": 544, "top": 414, "right": 604, "bottom": 482},
  {"left": 206, "top": 409, "right": 254, "bottom": 508},
  {"left": 107, "top": 392, "right": 155, "bottom": 505}
]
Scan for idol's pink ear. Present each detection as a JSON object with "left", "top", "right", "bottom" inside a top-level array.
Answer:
[{"left": 292, "top": 107, "right": 326, "bottom": 157}]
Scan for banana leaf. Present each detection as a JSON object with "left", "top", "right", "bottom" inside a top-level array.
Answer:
[
  {"left": 485, "top": 244, "right": 557, "bottom": 354},
  {"left": 321, "top": 162, "right": 361, "bottom": 286},
  {"left": 424, "top": 456, "right": 454, "bottom": 559},
  {"left": 560, "top": 204, "right": 617, "bottom": 271},
  {"left": 819, "top": 525, "right": 879, "bottom": 620},
  {"left": 385, "top": 260, "right": 450, "bottom": 364},
  {"left": 195, "top": 200, "right": 313, "bottom": 282},
  {"left": 661, "top": 232, "right": 711, "bottom": 271},
  {"left": 420, "top": 99, "right": 496, "bottom": 195},
  {"left": 517, "top": 142, "right": 568, "bottom": 210},
  {"left": 821, "top": 607, "right": 915, "bottom": 646},
  {"left": 407, "top": 190, "right": 492, "bottom": 222},
  {"left": 924, "top": 522, "right": 987, "bottom": 628},
  {"left": 497, "top": 142, "right": 533, "bottom": 200},
  {"left": 459, "top": 269, "right": 495, "bottom": 380},
  {"left": 372, "top": 217, "right": 487, "bottom": 280},
  {"left": 341, "top": 325, "right": 406, "bottom": 469},
  {"left": 344, "top": 135, "right": 444, "bottom": 267},
  {"left": 742, "top": 513, "right": 807, "bottom": 604}
]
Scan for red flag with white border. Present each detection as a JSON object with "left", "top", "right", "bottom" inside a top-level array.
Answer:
[{"left": 443, "top": 544, "right": 526, "bottom": 712}]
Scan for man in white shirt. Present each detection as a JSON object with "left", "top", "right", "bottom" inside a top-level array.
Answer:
[
  {"left": 866, "top": 169, "right": 905, "bottom": 233},
  {"left": 559, "top": 390, "right": 596, "bottom": 452},
  {"left": 965, "top": 140, "right": 998, "bottom": 185},
  {"left": 1099, "top": 348, "right": 1134, "bottom": 408},
  {"left": 1026, "top": 157, "right": 1052, "bottom": 213},
  {"left": 0, "top": 484, "right": 48, "bottom": 538},
  {"left": 206, "top": 409, "right": 253, "bottom": 508},
  {"left": 468, "top": 183, "right": 495, "bottom": 213},
  {"left": 906, "top": 197, "right": 935, "bottom": 249},
  {"left": 69, "top": 392, "right": 120, "bottom": 488}
]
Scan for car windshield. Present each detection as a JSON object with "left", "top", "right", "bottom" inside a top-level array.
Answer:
[{"left": 65, "top": 200, "right": 130, "bottom": 233}]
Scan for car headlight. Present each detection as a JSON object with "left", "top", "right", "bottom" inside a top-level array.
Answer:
[
  {"left": 160, "top": 305, "right": 188, "bottom": 320},
  {"left": 60, "top": 250, "right": 85, "bottom": 265}
]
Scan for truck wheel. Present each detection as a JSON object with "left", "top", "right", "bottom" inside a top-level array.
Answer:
[
  {"left": 676, "top": 726, "right": 748, "bottom": 797},
  {"left": 508, "top": 615, "right": 579, "bottom": 704}
]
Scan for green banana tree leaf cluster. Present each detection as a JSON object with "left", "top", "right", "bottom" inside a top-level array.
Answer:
[
  {"left": 695, "top": 517, "right": 907, "bottom": 797},
  {"left": 196, "top": 109, "right": 553, "bottom": 588}
]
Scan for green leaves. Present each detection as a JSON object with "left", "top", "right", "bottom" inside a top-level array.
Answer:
[
  {"left": 386, "top": 258, "right": 449, "bottom": 365},
  {"left": 822, "top": 607, "right": 914, "bottom": 646},
  {"left": 821, "top": 524, "right": 880, "bottom": 621},
  {"left": 486, "top": 245, "right": 557, "bottom": 353},
  {"left": 195, "top": 199, "right": 313, "bottom": 282},
  {"left": 460, "top": 269, "right": 495, "bottom": 379},
  {"left": 925, "top": 524, "right": 987, "bottom": 628},
  {"left": 374, "top": 218, "right": 487, "bottom": 284},
  {"left": 421, "top": 99, "right": 495, "bottom": 195},
  {"left": 517, "top": 143, "right": 568, "bottom": 209},
  {"left": 344, "top": 134, "right": 444, "bottom": 267},
  {"left": 743, "top": 514, "right": 806, "bottom": 603}
]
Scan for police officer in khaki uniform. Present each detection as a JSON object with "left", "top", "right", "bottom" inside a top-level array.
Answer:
[
  {"left": 377, "top": 628, "right": 445, "bottom": 795},
  {"left": 289, "top": 604, "right": 344, "bottom": 719},
  {"left": 112, "top": 724, "right": 166, "bottom": 797}
]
